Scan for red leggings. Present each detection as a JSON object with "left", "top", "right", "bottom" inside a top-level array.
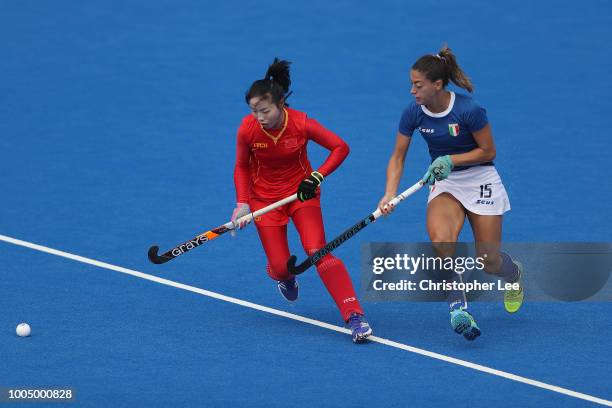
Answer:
[{"left": 255, "top": 205, "right": 364, "bottom": 321}]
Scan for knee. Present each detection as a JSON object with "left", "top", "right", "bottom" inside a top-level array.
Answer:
[
  {"left": 429, "top": 239, "right": 458, "bottom": 259},
  {"left": 316, "top": 254, "right": 343, "bottom": 273},
  {"left": 429, "top": 230, "right": 458, "bottom": 242},
  {"left": 305, "top": 248, "right": 319, "bottom": 257},
  {"left": 305, "top": 247, "right": 342, "bottom": 272},
  {"left": 428, "top": 225, "right": 459, "bottom": 252}
]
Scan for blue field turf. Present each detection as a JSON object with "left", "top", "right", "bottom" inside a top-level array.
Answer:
[{"left": 1, "top": 0, "right": 611, "bottom": 406}]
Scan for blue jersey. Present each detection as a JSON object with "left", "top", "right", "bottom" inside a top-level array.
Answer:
[{"left": 398, "top": 92, "right": 492, "bottom": 171}]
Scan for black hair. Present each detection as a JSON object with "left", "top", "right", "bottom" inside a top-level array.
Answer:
[
  {"left": 245, "top": 58, "right": 293, "bottom": 106},
  {"left": 412, "top": 45, "right": 474, "bottom": 92}
]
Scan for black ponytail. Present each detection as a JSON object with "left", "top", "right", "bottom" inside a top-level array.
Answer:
[{"left": 245, "top": 58, "right": 293, "bottom": 105}]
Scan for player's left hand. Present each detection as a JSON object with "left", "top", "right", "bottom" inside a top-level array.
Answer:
[
  {"left": 378, "top": 194, "right": 396, "bottom": 216},
  {"left": 230, "top": 203, "right": 251, "bottom": 236},
  {"left": 297, "top": 171, "right": 324, "bottom": 202},
  {"left": 422, "top": 155, "right": 454, "bottom": 185}
]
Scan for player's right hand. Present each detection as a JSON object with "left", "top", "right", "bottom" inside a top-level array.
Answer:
[
  {"left": 422, "top": 155, "right": 453, "bottom": 185},
  {"left": 231, "top": 203, "right": 251, "bottom": 235},
  {"left": 297, "top": 171, "right": 324, "bottom": 202},
  {"left": 378, "top": 194, "right": 396, "bottom": 216}
]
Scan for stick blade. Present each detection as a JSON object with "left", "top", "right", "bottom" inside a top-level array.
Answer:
[{"left": 148, "top": 245, "right": 170, "bottom": 264}]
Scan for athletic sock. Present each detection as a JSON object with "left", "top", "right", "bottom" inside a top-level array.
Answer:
[
  {"left": 447, "top": 270, "right": 467, "bottom": 311},
  {"left": 315, "top": 255, "right": 364, "bottom": 321},
  {"left": 498, "top": 252, "right": 520, "bottom": 283}
]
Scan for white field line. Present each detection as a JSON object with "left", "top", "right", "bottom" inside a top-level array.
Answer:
[{"left": 1, "top": 234, "right": 610, "bottom": 407}]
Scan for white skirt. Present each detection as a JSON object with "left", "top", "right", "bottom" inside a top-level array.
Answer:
[{"left": 427, "top": 166, "right": 511, "bottom": 215}]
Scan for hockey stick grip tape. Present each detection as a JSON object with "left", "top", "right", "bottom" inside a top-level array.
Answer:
[
  {"left": 372, "top": 180, "right": 425, "bottom": 220},
  {"left": 233, "top": 194, "right": 299, "bottom": 228}
]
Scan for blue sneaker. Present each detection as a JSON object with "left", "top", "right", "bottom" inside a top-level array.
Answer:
[
  {"left": 347, "top": 313, "right": 372, "bottom": 343},
  {"left": 277, "top": 277, "right": 298, "bottom": 302},
  {"left": 450, "top": 308, "right": 481, "bottom": 341}
]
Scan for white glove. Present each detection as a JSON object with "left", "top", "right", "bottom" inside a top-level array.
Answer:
[{"left": 230, "top": 203, "right": 251, "bottom": 236}]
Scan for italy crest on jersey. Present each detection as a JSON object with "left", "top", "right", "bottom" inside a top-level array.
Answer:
[{"left": 448, "top": 124, "right": 460, "bottom": 137}]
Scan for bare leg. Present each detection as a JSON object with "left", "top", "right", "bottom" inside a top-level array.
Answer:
[{"left": 427, "top": 193, "right": 466, "bottom": 309}]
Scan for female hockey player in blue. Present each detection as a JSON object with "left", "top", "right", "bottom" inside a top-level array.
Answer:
[{"left": 378, "top": 46, "right": 524, "bottom": 341}]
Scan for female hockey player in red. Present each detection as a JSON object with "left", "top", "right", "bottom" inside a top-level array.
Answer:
[{"left": 231, "top": 58, "right": 372, "bottom": 343}]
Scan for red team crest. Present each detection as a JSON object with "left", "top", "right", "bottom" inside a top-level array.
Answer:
[{"left": 280, "top": 138, "right": 298, "bottom": 148}]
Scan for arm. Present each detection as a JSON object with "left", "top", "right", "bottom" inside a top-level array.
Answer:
[
  {"left": 379, "top": 132, "right": 412, "bottom": 213},
  {"left": 295, "top": 118, "right": 349, "bottom": 202},
  {"left": 449, "top": 124, "right": 496, "bottom": 166},
  {"left": 233, "top": 127, "right": 251, "bottom": 203},
  {"left": 422, "top": 111, "right": 496, "bottom": 184},
  {"left": 305, "top": 118, "right": 349, "bottom": 177}
]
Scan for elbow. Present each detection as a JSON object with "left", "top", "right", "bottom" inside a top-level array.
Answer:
[
  {"left": 337, "top": 140, "right": 350, "bottom": 160},
  {"left": 390, "top": 152, "right": 405, "bottom": 169},
  {"left": 479, "top": 146, "right": 495, "bottom": 162},
  {"left": 342, "top": 140, "right": 350, "bottom": 156},
  {"left": 487, "top": 148, "right": 496, "bottom": 162},
  {"left": 234, "top": 161, "right": 249, "bottom": 177}
]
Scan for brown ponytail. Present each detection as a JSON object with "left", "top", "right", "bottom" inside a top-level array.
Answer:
[{"left": 412, "top": 45, "right": 474, "bottom": 93}]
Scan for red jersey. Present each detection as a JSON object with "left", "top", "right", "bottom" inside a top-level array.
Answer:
[{"left": 234, "top": 107, "right": 349, "bottom": 202}]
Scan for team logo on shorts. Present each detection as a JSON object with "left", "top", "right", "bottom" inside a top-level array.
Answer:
[{"left": 448, "top": 124, "right": 460, "bottom": 137}]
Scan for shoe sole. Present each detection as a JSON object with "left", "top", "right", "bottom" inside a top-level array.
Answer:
[
  {"left": 277, "top": 285, "right": 298, "bottom": 302},
  {"left": 451, "top": 313, "right": 481, "bottom": 341},
  {"left": 504, "top": 300, "right": 523, "bottom": 313},
  {"left": 463, "top": 326, "right": 481, "bottom": 341},
  {"left": 352, "top": 328, "right": 373, "bottom": 343}
]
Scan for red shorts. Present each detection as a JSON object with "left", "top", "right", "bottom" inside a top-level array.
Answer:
[{"left": 249, "top": 194, "right": 321, "bottom": 227}]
